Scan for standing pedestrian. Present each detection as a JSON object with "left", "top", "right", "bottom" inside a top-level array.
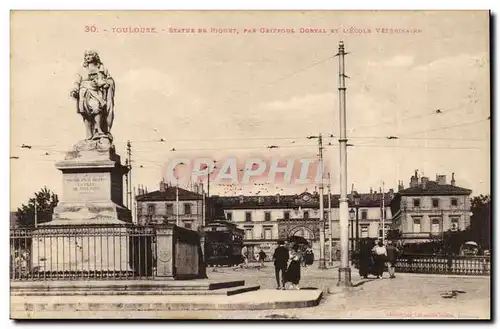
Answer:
[
  {"left": 285, "top": 244, "right": 302, "bottom": 290},
  {"left": 385, "top": 240, "right": 399, "bottom": 278},
  {"left": 258, "top": 249, "right": 266, "bottom": 268},
  {"left": 372, "top": 240, "right": 387, "bottom": 279},
  {"left": 358, "top": 238, "right": 375, "bottom": 278},
  {"left": 241, "top": 245, "right": 249, "bottom": 268},
  {"left": 273, "top": 240, "right": 289, "bottom": 290}
]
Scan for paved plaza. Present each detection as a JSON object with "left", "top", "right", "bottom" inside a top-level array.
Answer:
[
  {"left": 18, "top": 262, "right": 489, "bottom": 319},
  {"left": 183, "top": 263, "right": 491, "bottom": 319}
]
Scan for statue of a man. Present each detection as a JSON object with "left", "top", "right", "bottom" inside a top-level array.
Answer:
[{"left": 70, "top": 50, "right": 115, "bottom": 140}]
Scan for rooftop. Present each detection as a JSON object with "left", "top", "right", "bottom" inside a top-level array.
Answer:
[
  {"left": 398, "top": 181, "right": 472, "bottom": 196},
  {"left": 211, "top": 191, "right": 393, "bottom": 209},
  {"left": 136, "top": 186, "right": 203, "bottom": 201}
]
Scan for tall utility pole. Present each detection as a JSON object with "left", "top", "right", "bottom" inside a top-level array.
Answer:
[
  {"left": 34, "top": 199, "right": 38, "bottom": 228},
  {"left": 382, "top": 181, "right": 385, "bottom": 243},
  {"left": 202, "top": 185, "right": 206, "bottom": 227},
  {"left": 125, "top": 158, "right": 129, "bottom": 208},
  {"left": 176, "top": 178, "right": 180, "bottom": 226},
  {"left": 127, "top": 141, "right": 132, "bottom": 210},
  {"left": 327, "top": 172, "right": 333, "bottom": 266},
  {"left": 336, "top": 40, "right": 352, "bottom": 287},
  {"left": 133, "top": 186, "right": 137, "bottom": 224},
  {"left": 318, "top": 133, "right": 326, "bottom": 269}
]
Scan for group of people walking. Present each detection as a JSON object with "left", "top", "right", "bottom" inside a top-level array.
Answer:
[{"left": 358, "top": 239, "right": 400, "bottom": 279}]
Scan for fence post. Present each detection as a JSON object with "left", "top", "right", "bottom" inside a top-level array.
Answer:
[
  {"left": 447, "top": 254, "right": 453, "bottom": 274},
  {"left": 152, "top": 224, "right": 175, "bottom": 279}
]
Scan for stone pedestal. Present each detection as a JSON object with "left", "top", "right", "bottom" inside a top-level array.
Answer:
[
  {"left": 47, "top": 138, "right": 131, "bottom": 225},
  {"left": 32, "top": 137, "right": 134, "bottom": 275}
]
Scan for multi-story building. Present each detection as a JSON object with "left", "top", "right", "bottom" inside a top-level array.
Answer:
[
  {"left": 135, "top": 181, "right": 206, "bottom": 231},
  {"left": 390, "top": 172, "right": 472, "bottom": 242},
  {"left": 211, "top": 190, "right": 393, "bottom": 261}
]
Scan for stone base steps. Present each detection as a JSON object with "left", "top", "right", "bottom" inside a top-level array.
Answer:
[
  {"left": 11, "top": 289, "right": 323, "bottom": 317},
  {"left": 12, "top": 284, "right": 261, "bottom": 296},
  {"left": 11, "top": 279, "right": 246, "bottom": 292}
]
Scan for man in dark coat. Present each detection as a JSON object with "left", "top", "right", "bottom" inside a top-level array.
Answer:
[{"left": 273, "top": 240, "right": 289, "bottom": 290}]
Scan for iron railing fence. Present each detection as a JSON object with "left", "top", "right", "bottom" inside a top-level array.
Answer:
[
  {"left": 395, "top": 253, "right": 491, "bottom": 276},
  {"left": 10, "top": 225, "right": 158, "bottom": 281}
]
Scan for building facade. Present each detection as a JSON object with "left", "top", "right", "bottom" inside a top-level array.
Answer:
[
  {"left": 211, "top": 190, "right": 393, "bottom": 261},
  {"left": 135, "top": 181, "right": 206, "bottom": 231},
  {"left": 390, "top": 172, "right": 472, "bottom": 242}
]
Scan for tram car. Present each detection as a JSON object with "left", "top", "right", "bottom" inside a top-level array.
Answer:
[{"left": 202, "top": 220, "right": 244, "bottom": 267}]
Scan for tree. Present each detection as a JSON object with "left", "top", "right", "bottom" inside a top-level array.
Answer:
[
  {"left": 15, "top": 187, "right": 59, "bottom": 227},
  {"left": 470, "top": 194, "right": 491, "bottom": 250}
]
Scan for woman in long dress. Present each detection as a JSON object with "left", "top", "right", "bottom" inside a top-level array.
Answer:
[{"left": 285, "top": 244, "right": 302, "bottom": 290}]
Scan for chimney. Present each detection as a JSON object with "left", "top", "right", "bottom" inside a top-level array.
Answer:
[
  {"left": 398, "top": 180, "right": 404, "bottom": 191},
  {"left": 421, "top": 177, "right": 429, "bottom": 189},
  {"left": 159, "top": 180, "right": 166, "bottom": 192},
  {"left": 410, "top": 170, "right": 419, "bottom": 188},
  {"left": 436, "top": 175, "right": 447, "bottom": 185},
  {"left": 370, "top": 187, "right": 373, "bottom": 194},
  {"left": 451, "top": 172, "right": 456, "bottom": 186}
]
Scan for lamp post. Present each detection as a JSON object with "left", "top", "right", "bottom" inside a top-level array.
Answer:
[
  {"left": 354, "top": 192, "right": 360, "bottom": 249},
  {"left": 335, "top": 40, "right": 351, "bottom": 288},
  {"left": 349, "top": 208, "right": 355, "bottom": 258}
]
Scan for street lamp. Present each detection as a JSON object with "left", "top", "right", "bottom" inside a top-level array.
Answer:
[
  {"left": 354, "top": 192, "right": 361, "bottom": 249},
  {"left": 349, "top": 208, "right": 355, "bottom": 256}
]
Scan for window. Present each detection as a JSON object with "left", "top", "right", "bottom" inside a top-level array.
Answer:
[
  {"left": 361, "top": 210, "right": 368, "bottom": 220},
  {"left": 166, "top": 204, "right": 174, "bottom": 215},
  {"left": 303, "top": 211, "right": 309, "bottom": 220},
  {"left": 184, "top": 223, "right": 192, "bottom": 229},
  {"left": 360, "top": 225, "right": 369, "bottom": 238},
  {"left": 244, "top": 228, "right": 253, "bottom": 240},
  {"left": 379, "top": 225, "right": 389, "bottom": 239},
  {"left": 284, "top": 211, "right": 290, "bottom": 220},
  {"left": 147, "top": 204, "right": 156, "bottom": 215},
  {"left": 451, "top": 198, "right": 458, "bottom": 206},
  {"left": 413, "top": 199, "right": 421, "bottom": 207},
  {"left": 245, "top": 212, "right": 252, "bottom": 222},
  {"left": 264, "top": 227, "right": 272, "bottom": 240},
  {"left": 264, "top": 212, "right": 271, "bottom": 221},
  {"left": 413, "top": 217, "right": 421, "bottom": 233},
  {"left": 450, "top": 217, "right": 459, "bottom": 231},
  {"left": 324, "top": 211, "right": 329, "bottom": 220},
  {"left": 226, "top": 211, "right": 233, "bottom": 221},
  {"left": 184, "top": 203, "right": 192, "bottom": 215},
  {"left": 431, "top": 218, "right": 440, "bottom": 234},
  {"left": 432, "top": 199, "right": 439, "bottom": 208}
]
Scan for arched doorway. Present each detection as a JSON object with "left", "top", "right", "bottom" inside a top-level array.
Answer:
[{"left": 289, "top": 226, "right": 315, "bottom": 246}]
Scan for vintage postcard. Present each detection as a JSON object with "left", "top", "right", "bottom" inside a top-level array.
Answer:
[{"left": 9, "top": 10, "right": 491, "bottom": 320}]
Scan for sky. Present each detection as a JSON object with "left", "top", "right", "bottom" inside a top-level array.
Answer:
[{"left": 10, "top": 10, "right": 490, "bottom": 210}]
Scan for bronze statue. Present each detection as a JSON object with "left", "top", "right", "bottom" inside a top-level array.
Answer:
[{"left": 70, "top": 50, "right": 115, "bottom": 140}]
